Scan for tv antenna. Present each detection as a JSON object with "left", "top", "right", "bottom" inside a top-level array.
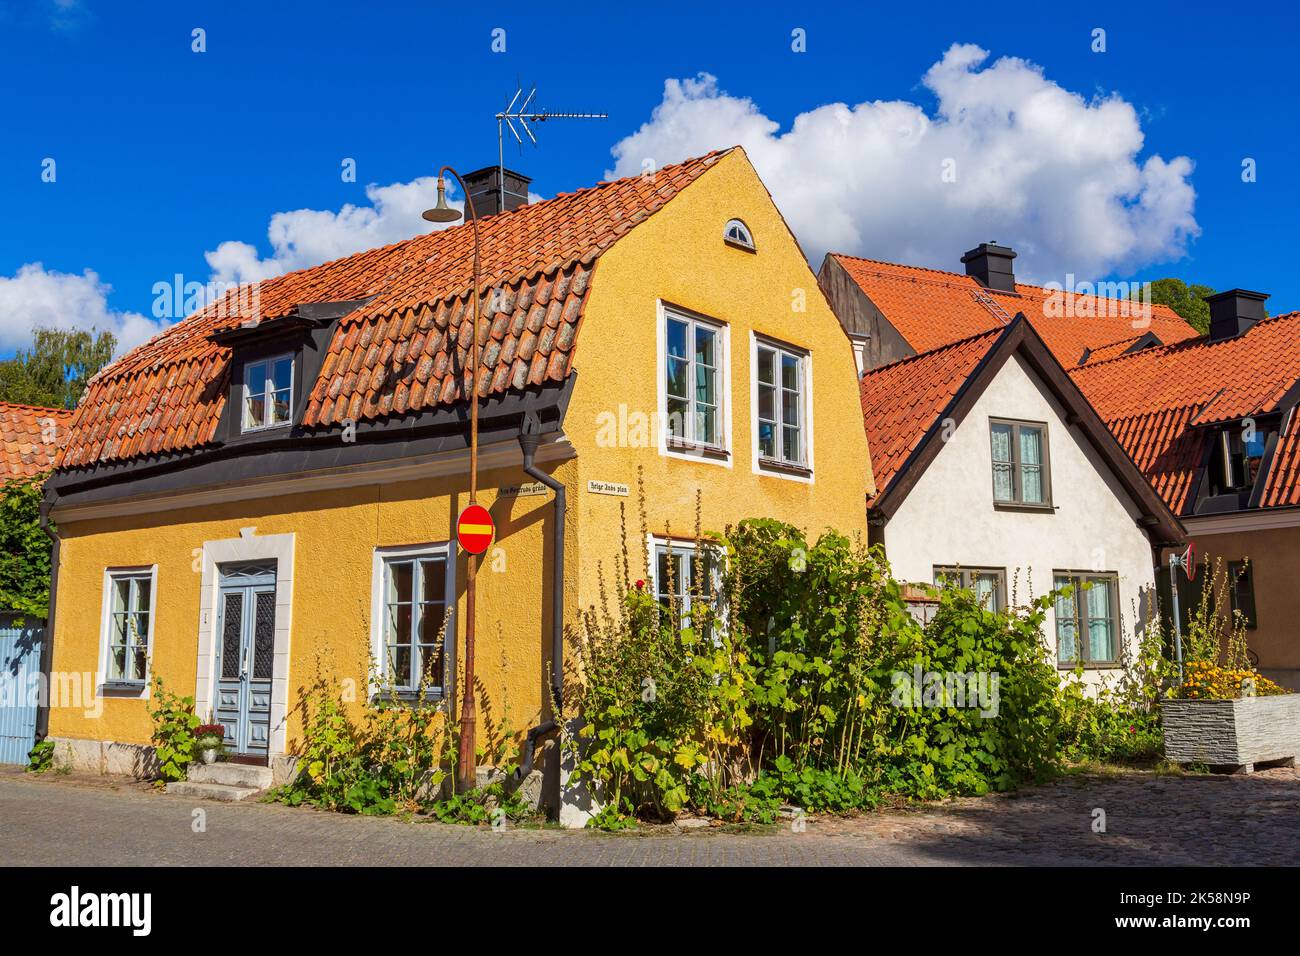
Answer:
[{"left": 495, "top": 85, "right": 607, "bottom": 210}]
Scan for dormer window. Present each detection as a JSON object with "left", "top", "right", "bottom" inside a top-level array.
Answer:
[
  {"left": 1209, "top": 423, "right": 1271, "bottom": 495},
  {"left": 724, "top": 219, "right": 754, "bottom": 251},
  {"left": 242, "top": 354, "right": 294, "bottom": 432}
]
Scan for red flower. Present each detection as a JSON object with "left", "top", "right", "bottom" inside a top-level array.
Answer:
[{"left": 635, "top": 579, "right": 645, "bottom": 590}]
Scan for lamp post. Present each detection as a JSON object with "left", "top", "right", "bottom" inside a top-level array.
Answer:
[{"left": 423, "top": 168, "right": 482, "bottom": 792}]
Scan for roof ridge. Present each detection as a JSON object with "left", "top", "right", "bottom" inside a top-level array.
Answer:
[
  {"left": 861, "top": 323, "right": 1006, "bottom": 379},
  {"left": 0, "top": 400, "right": 73, "bottom": 415},
  {"left": 1072, "top": 311, "right": 1300, "bottom": 375},
  {"left": 89, "top": 149, "right": 734, "bottom": 389}
]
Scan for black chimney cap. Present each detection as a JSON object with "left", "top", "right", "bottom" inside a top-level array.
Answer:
[
  {"left": 462, "top": 165, "right": 532, "bottom": 220},
  {"left": 1204, "top": 288, "right": 1268, "bottom": 342},
  {"left": 961, "top": 242, "right": 1017, "bottom": 293}
]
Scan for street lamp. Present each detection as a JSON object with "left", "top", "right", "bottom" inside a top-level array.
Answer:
[{"left": 423, "top": 168, "right": 482, "bottom": 793}]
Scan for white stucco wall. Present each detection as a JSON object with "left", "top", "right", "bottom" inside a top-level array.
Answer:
[{"left": 883, "top": 353, "right": 1159, "bottom": 684}]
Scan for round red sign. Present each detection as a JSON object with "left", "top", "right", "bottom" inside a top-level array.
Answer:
[{"left": 457, "top": 504, "right": 494, "bottom": 555}]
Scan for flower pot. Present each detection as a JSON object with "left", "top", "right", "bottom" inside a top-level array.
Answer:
[
  {"left": 1161, "top": 694, "right": 1300, "bottom": 770},
  {"left": 201, "top": 748, "right": 218, "bottom": 765}
]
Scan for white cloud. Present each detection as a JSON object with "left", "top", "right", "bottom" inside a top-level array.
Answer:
[
  {"left": 608, "top": 44, "right": 1199, "bottom": 282},
  {"left": 0, "top": 263, "right": 164, "bottom": 357},
  {"left": 205, "top": 177, "right": 461, "bottom": 286}
]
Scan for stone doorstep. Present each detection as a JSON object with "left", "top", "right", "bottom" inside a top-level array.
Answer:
[
  {"left": 188, "top": 761, "right": 274, "bottom": 790},
  {"left": 164, "top": 781, "right": 262, "bottom": 802}
]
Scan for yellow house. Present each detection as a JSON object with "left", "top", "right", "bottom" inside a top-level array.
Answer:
[{"left": 41, "top": 147, "right": 873, "bottom": 800}]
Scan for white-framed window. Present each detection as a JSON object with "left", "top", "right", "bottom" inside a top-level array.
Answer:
[
  {"left": 100, "top": 567, "right": 157, "bottom": 689},
  {"left": 372, "top": 543, "right": 455, "bottom": 697},
  {"left": 242, "top": 354, "right": 294, "bottom": 432},
  {"left": 754, "top": 339, "right": 809, "bottom": 470},
  {"left": 724, "top": 218, "right": 755, "bottom": 250},
  {"left": 650, "top": 538, "right": 723, "bottom": 639},
  {"left": 662, "top": 307, "right": 726, "bottom": 454}
]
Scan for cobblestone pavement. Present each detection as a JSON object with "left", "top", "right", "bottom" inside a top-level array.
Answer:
[{"left": 1, "top": 766, "right": 1296, "bottom": 866}]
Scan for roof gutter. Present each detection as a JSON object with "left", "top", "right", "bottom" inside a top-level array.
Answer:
[{"left": 514, "top": 411, "right": 565, "bottom": 797}]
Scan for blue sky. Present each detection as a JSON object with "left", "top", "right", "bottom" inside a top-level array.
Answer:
[{"left": 2, "top": 0, "right": 1298, "bottom": 356}]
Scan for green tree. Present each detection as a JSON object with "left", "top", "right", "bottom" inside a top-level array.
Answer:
[
  {"left": 1136, "top": 278, "right": 1218, "bottom": 335},
  {"left": 0, "top": 476, "right": 52, "bottom": 619},
  {"left": 0, "top": 328, "right": 116, "bottom": 409}
]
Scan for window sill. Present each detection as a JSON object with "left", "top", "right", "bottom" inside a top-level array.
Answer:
[
  {"left": 757, "top": 457, "right": 812, "bottom": 478},
  {"left": 1057, "top": 662, "right": 1120, "bottom": 671},
  {"left": 665, "top": 439, "right": 730, "bottom": 461},
  {"left": 724, "top": 238, "right": 756, "bottom": 254},
  {"left": 993, "top": 501, "right": 1055, "bottom": 514},
  {"left": 370, "top": 690, "right": 446, "bottom": 709},
  {"left": 101, "top": 681, "right": 146, "bottom": 696}
]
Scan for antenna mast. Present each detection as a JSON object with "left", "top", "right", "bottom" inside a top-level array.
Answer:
[{"left": 496, "top": 86, "right": 607, "bottom": 210}]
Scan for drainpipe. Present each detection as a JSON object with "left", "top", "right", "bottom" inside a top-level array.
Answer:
[
  {"left": 515, "top": 410, "right": 564, "bottom": 779},
  {"left": 35, "top": 496, "right": 60, "bottom": 744}
]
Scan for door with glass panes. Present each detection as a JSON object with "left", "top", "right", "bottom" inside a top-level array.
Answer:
[{"left": 214, "top": 563, "right": 277, "bottom": 758}]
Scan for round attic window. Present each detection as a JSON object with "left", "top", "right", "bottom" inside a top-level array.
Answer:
[{"left": 724, "top": 219, "right": 755, "bottom": 250}]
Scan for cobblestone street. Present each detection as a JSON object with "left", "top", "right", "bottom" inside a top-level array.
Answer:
[{"left": 2, "top": 766, "right": 1297, "bottom": 866}]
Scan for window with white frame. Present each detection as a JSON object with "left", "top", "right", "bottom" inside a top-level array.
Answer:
[
  {"left": 379, "top": 548, "right": 453, "bottom": 695},
  {"left": 664, "top": 309, "right": 724, "bottom": 451},
  {"left": 756, "top": 340, "right": 807, "bottom": 467},
  {"left": 724, "top": 218, "right": 755, "bottom": 250},
  {"left": 242, "top": 354, "right": 294, "bottom": 432},
  {"left": 102, "top": 569, "right": 154, "bottom": 686},
  {"left": 652, "top": 540, "right": 722, "bottom": 638}
]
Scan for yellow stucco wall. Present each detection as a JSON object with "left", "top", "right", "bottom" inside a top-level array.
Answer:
[
  {"left": 48, "top": 460, "right": 572, "bottom": 748},
  {"left": 46, "top": 147, "right": 873, "bottom": 754},
  {"left": 565, "top": 148, "right": 873, "bottom": 610}
]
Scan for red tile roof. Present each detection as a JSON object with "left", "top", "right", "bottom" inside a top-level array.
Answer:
[
  {"left": 831, "top": 254, "right": 1199, "bottom": 366},
  {"left": 60, "top": 150, "right": 734, "bottom": 469},
  {"left": 1, "top": 402, "right": 73, "bottom": 483},
  {"left": 859, "top": 326, "right": 1004, "bottom": 502},
  {"left": 1069, "top": 312, "right": 1300, "bottom": 514}
]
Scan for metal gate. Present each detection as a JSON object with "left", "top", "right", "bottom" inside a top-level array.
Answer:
[{"left": 0, "top": 615, "right": 44, "bottom": 765}]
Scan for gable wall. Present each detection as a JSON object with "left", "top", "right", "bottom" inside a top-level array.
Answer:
[{"left": 883, "top": 352, "right": 1160, "bottom": 679}]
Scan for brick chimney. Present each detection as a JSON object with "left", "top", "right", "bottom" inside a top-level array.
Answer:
[
  {"left": 961, "top": 242, "right": 1017, "bottom": 293},
  {"left": 461, "top": 166, "right": 532, "bottom": 220},
  {"left": 1204, "top": 289, "right": 1268, "bottom": 342}
]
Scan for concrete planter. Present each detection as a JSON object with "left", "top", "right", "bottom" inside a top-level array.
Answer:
[{"left": 1161, "top": 694, "right": 1300, "bottom": 771}]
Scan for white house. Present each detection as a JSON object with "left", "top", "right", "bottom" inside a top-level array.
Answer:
[{"left": 858, "top": 315, "right": 1185, "bottom": 681}]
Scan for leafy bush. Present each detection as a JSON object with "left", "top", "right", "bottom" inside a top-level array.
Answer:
[
  {"left": 26, "top": 738, "right": 55, "bottom": 774},
  {"left": 570, "top": 498, "right": 1070, "bottom": 828},
  {"left": 148, "top": 676, "right": 200, "bottom": 784},
  {"left": 272, "top": 667, "right": 451, "bottom": 815},
  {"left": 427, "top": 782, "right": 535, "bottom": 826},
  {"left": 0, "top": 476, "right": 52, "bottom": 620}
]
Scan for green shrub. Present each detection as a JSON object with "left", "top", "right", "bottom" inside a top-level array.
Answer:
[
  {"left": 148, "top": 676, "right": 200, "bottom": 784},
  {"left": 427, "top": 782, "right": 535, "bottom": 826},
  {"left": 26, "top": 738, "right": 55, "bottom": 774},
  {"left": 272, "top": 667, "right": 451, "bottom": 815}
]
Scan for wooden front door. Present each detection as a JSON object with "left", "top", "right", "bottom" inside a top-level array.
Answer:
[{"left": 214, "top": 564, "right": 277, "bottom": 758}]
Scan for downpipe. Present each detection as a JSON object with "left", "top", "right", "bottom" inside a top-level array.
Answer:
[{"left": 516, "top": 412, "right": 565, "bottom": 779}]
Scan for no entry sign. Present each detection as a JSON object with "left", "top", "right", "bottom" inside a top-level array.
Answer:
[{"left": 457, "top": 504, "right": 494, "bottom": 554}]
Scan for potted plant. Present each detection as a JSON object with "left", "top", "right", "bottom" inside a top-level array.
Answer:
[
  {"left": 1160, "top": 560, "right": 1298, "bottom": 772},
  {"left": 1161, "top": 662, "right": 1297, "bottom": 770},
  {"left": 195, "top": 724, "right": 226, "bottom": 765}
]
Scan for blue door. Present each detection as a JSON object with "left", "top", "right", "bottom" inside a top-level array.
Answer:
[
  {"left": 0, "top": 615, "right": 44, "bottom": 765},
  {"left": 214, "top": 564, "right": 276, "bottom": 758}
]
